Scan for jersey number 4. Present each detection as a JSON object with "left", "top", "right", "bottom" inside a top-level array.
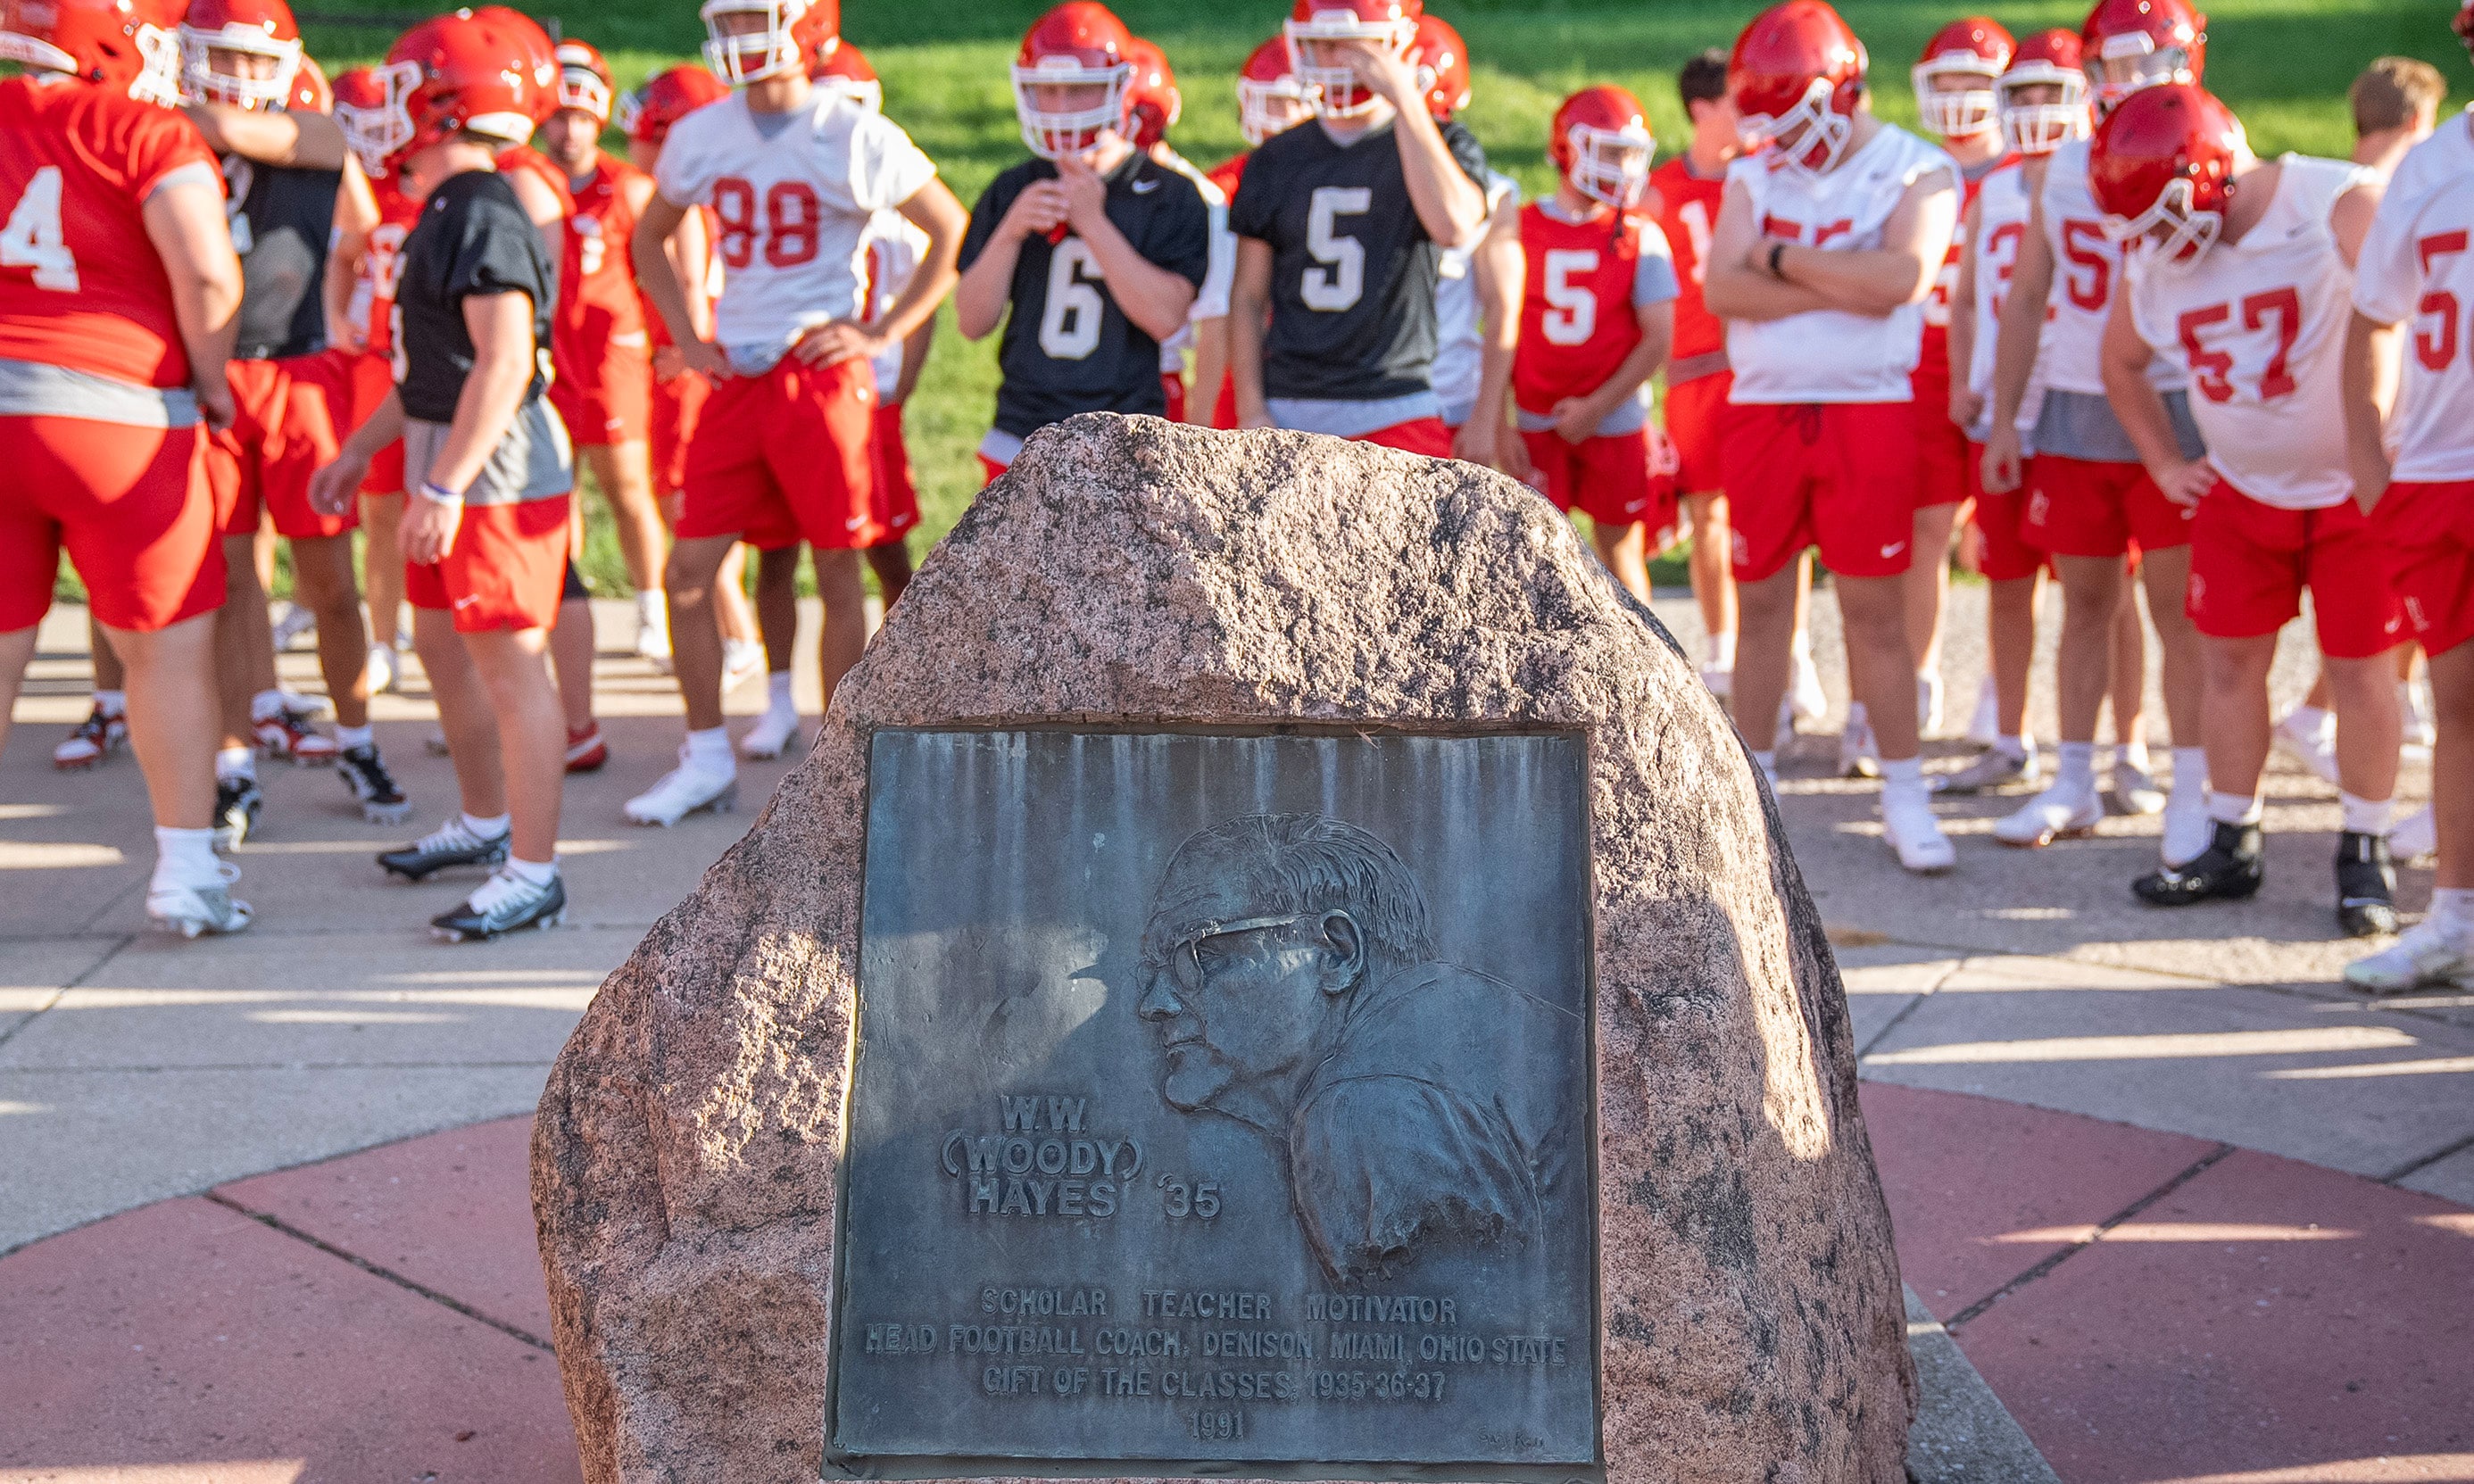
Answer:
[
  {"left": 1302, "top": 186, "right": 1370, "bottom": 312},
  {"left": 1540, "top": 249, "right": 1600, "bottom": 346},
  {"left": 1040, "top": 238, "right": 1105, "bottom": 361},
  {"left": 712, "top": 177, "right": 821, "bottom": 269},
  {"left": 1, "top": 167, "right": 81, "bottom": 293}
]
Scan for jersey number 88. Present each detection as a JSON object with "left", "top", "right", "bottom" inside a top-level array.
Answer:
[{"left": 713, "top": 177, "right": 822, "bottom": 269}]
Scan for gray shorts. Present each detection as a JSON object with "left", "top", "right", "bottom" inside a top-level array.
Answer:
[{"left": 403, "top": 397, "right": 573, "bottom": 507}]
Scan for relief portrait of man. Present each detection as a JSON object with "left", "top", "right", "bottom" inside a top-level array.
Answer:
[{"left": 1134, "top": 812, "right": 1583, "bottom": 1285}]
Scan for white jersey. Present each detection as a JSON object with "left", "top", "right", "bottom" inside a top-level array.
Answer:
[
  {"left": 861, "top": 209, "right": 928, "bottom": 398},
  {"left": 1966, "top": 158, "right": 2045, "bottom": 439},
  {"left": 1724, "top": 123, "right": 1955, "bottom": 403},
  {"left": 2038, "top": 139, "right": 2184, "bottom": 395},
  {"left": 2126, "top": 154, "right": 2373, "bottom": 510},
  {"left": 655, "top": 90, "right": 937, "bottom": 359},
  {"left": 2354, "top": 118, "right": 2474, "bottom": 483},
  {"left": 1432, "top": 170, "right": 1520, "bottom": 419}
]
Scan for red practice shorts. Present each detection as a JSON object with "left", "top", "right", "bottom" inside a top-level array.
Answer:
[
  {"left": 2187, "top": 481, "right": 2402, "bottom": 658},
  {"left": 677, "top": 357, "right": 880, "bottom": 551},
  {"left": 2377, "top": 478, "right": 2474, "bottom": 658},
  {"left": 0, "top": 416, "right": 223, "bottom": 633},
  {"left": 349, "top": 352, "right": 405, "bottom": 495},
  {"left": 1161, "top": 370, "right": 1186, "bottom": 426},
  {"left": 1968, "top": 442, "right": 2048, "bottom": 583},
  {"left": 1662, "top": 369, "right": 1733, "bottom": 495},
  {"left": 2022, "top": 454, "right": 2192, "bottom": 559},
  {"left": 403, "top": 494, "right": 573, "bottom": 634},
  {"left": 1212, "top": 375, "right": 1238, "bottom": 431},
  {"left": 1722, "top": 400, "right": 1918, "bottom": 584},
  {"left": 1351, "top": 416, "right": 1455, "bottom": 459},
  {"left": 1911, "top": 361, "right": 1968, "bottom": 510},
  {"left": 1521, "top": 427, "right": 1673, "bottom": 531},
  {"left": 548, "top": 330, "right": 652, "bottom": 448},
  {"left": 650, "top": 369, "right": 711, "bottom": 495},
  {"left": 870, "top": 402, "right": 920, "bottom": 539},
  {"left": 979, "top": 452, "right": 1009, "bottom": 488},
  {"left": 209, "top": 352, "right": 359, "bottom": 539}
]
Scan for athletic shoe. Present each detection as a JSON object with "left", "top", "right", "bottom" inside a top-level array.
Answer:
[
  {"left": 146, "top": 862, "right": 253, "bottom": 938},
  {"left": 430, "top": 867, "right": 567, "bottom": 942},
  {"left": 270, "top": 601, "right": 317, "bottom": 651},
  {"left": 336, "top": 743, "right": 411, "bottom": 825},
  {"left": 1838, "top": 716, "right": 1880, "bottom": 780},
  {"left": 635, "top": 593, "right": 672, "bottom": 673},
  {"left": 1699, "top": 663, "right": 1732, "bottom": 700},
  {"left": 366, "top": 643, "right": 400, "bottom": 695},
  {"left": 1917, "top": 671, "right": 1945, "bottom": 738},
  {"left": 1881, "top": 790, "right": 1956, "bottom": 874},
  {"left": 53, "top": 703, "right": 127, "bottom": 770},
  {"left": 2132, "top": 819, "right": 2264, "bottom": 906},
  {"left": 1993, "top": 786, "right": 2102, "bottom": 847},
  {"left": 1789, "top": 650, "right": 1829, "bottom": 727},
  {"left": 625, "top": 752, "right": 738, "bottom": 826},
  {"left": 212, "top": 775, "right": 263, "bottom": 850},
  {"left": 2389, "top": 804, "right": 2437, "bottom": 864},
  {"left": 1932, "top": 747, "right": 2038, "bottom": 796},
  {"left": 2273, "top": 708, "right": 2339, "bottom": 785},
  {"left": 2335, "top": 831, "right": 2399, "bottom": 939},
  {"left": 739, "top": 708, "right": 802, "bottom": 760},
  {"left": 2402, "top": 679, "right": 2437, "bottom": 754},
  {"left": 2343, "top": 921, "right": 2474, "bottom": 994},
  {"left": 1964, "top": 675, "right": 1998, "bottom": 749},
  {"left": 721, "top": 637, "right": 765, "bottom": 692},
  {"left": 378, "top": 816, "right": 510, "bottom": 882},
  {"left": 2109, "top": 759, "right": 2167, "bottom": 817},
  {"left": 565, "top": 725, "right": 609, "bottom": 774},
  {"left": 255, "top": 703, "right": 338, "bottom": 763}
]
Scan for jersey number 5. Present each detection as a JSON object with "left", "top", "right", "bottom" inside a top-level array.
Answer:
[
  {"left": 1, "top": 167, "right": 81, "bottom": 293},
  {"left": 1541, "top": 249, "right": 1600, "bottom": 347},
  {"left": 1302, "top": 186, "right": 1370, "bottom": 313},
  {"left": 712, "top": 177, "right": 822, "bottom": 270},
  {"left": 1040, "top": 237, "right": 1106, "bottom": 361}
]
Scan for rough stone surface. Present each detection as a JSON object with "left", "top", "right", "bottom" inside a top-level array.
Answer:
[{"left": 532, "top": 415, "right": 1915, "bottom": 1484}]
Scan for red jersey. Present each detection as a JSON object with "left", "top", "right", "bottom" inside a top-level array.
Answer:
[
  {"left": 1207, "top": 153, "right": 1249, "bottom": 206},
  {"left": 352, "top": 172, "right": 420, "bottom": 359},
  {"left": 1647, "top": 155, "right": 1726, "bottom": 363},
  {"left": 1513, "top": 202, "right": 1655, "bottom": 414},
  {"left": 1917, "top": 158, "right": 2011, "bottom": 393},
  {"left": 559, "top": 151, "right": 649, "bottom": 346},
  {"left": 495, "top": 145, "right": 577, "bottom": 220},
  {"left": 0, "top": 79, "right": 220, "bottom": 390}
]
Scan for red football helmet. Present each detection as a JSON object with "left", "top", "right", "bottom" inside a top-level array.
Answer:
[
  {"left": 1010, "top": 3, "right": 1134, "bottom": 160},
  {"left": 1550, "top": 85, "right": 1653, "bottom": 209},
  {"left": 0, "top": 0, "right": 185, "bottom": 104},
  {"left": 2089, "top": 82, "right": 2241, "bottom": 263},
  {"left": 701, "top": 0, "right": 830, "bottom": 87},
  {"left": 1731, "top": 0, "right": 1869, "bottom": 177},
  {"left": 179, "top": 0, "right": 300, "bottom": 110},
  {"left": 618, "top": 62, "right": 730, "bottom": 145},
  {"left": 2080, "top": 0, "right": 2204, "bottom": 114},
  {"left": 369, "top": 7, "right": 559, "bottom": 170},
  {"left": 1997, "top": 28, "right": 2087, "bottom": 155},
  {"left": 288, "top": 47, "right": 328, "bottom": 111},
  {"left": 1236, "top": 35, "right": 1308, "bottom": 145},
  {"left": 1123, "top": 37, "right": 1177, "bottom": 147},
  {"left": 1285, "top": 0, "right": 1420, "bottom": 120},
  {"left": 2457, "top": 0, "right": 2473, "bottom": 58},
  {"left": 331, "top": 62, "right": 405, "bottom": 174},
  {"left": 1407, "top": 12, "right": 1468, "bottom": 120},
  {"left": 554, "top": 38, "right": 612, "bottom": 123},
  {"left": 1912, "top": 16, "right": 2012, "bottom": 140},
  {"left": 809, "top": 34, "right": 879, "bottom": 111}
]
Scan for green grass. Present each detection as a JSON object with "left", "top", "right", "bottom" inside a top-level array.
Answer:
[{"left": 60, "top": 0, "right": 2462, "bottom": 605}]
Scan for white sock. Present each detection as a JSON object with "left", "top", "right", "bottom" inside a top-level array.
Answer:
[
  {"left": 2286, "top": 703, "right": 2332, "bottom": 736},
  {"left": 335, "top": 724, "right": 373, "bottom": 750},
  {"left": 685, "top": 725, "right": 735, "bottom": 775},
  {"left": 1706, "top": 631, "right": 1737, "bottom": 670},
  {"left": 766, "top": 670, "right": 795, "bottom": 713},
  {"left": 2057, "top": 741, "right": 2097, "bottom": 799},
  {"left": 95, "top": 689, "right": 126, "bottom": 716},
  {"left": 215, "top": 745, "right": 255, "bottom": 782},
  {"left": 151, "top": 825, "right": 220, "bottom": 889},
  {"left": 2207, "top": 790, "right": 2262, "bottom": 826},
  {"left": 250, "top": 688, "right": 287, "bottom": 723},
  {"left": 2171, "top": 747, "right": 2209, "bottom": 807},
  {"left": 2118, "top": 739, "right": 2152, "bottom": 774},
  {"left": 1996, "top": 734, "right": 2030, "bottom": 762},
  {"left": 636, "top": 589, "right": 666, "bottom": 621},
  {"left": 1790, "top": 627, "right": 1814, "bottom": 664},
  {"left": 1880, "top": 754, "right": 1927, "bottom": 802},
  {"left": 461, "top": 810, "right": 511, "bottom": 840},
  {"left": 2340, "top": 792, "right": 2394, "bottom": 836},
  {"left": 2431, "top": 888, "right": 2474, "bottom": 941},
  {"left": 1847, "top": 700, "right": 1869, "bottom": 728},
  {"left": 504, "top": 854, "right": 559, "bottom": 886}
]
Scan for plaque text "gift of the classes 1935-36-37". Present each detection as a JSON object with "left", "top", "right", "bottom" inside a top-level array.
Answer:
[{"left": 827, "top": 730, "right": 1602, "bottom": 1480}]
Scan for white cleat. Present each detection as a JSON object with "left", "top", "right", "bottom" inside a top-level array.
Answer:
[
  {"left": 624, "top": 753, "right": 739, "bottom": 827},
  {"left": 146, "top": 863, "right": 254, "bottom": 938},
  {"left": 1839, "top": 716, "right": 1880, "bottom": 780},
  {"left": 1917, "top": 670, "right": 1946, "bottom": 738},
  {"left": 739, "top": 708, "right": 803, "bottom": 760},
  {"left": 2109, "top": 760, "right": 2167, "bottom": 817},
  {"left": 270, "top": 601, "right": 317, "bottom": 651},
  {"left": 2274, "top": 708, "right": 2340, "bottom": 785},
  {"left": 2343, "top": 922, "right": 2474, "bottom": 994},
  {"left": 1963, "top": 675, "right": 1999, "bottom": 749},
  {"left": 721, "top": 637, "right": 766, "bottom": 692},
  {"left": 2161, "top": 797, "right": 2213, "bottom": 868},
  {"left": 1994, "top": 787, "right": 2103, "bottom": 848},
  {"left": 2387, "top": 804, "right": 2437, "bottom": 865},
  {"left": 1789, "top": 650, "right": 1829, "bottom": 727},
  {"left": 1881, "top": 792, "right": 1956, "bottom": 874}
]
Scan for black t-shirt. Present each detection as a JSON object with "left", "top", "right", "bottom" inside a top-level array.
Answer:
[
  {"left": 959, "top": 152, "right": 1212, "bottom": 438},
  {"left": 225, "top": 154, "right": 340, "bottom": 361},
  {"left": 394, "top": 169, "right": 556, "bottom": 425},
  {"left": 1228, "top": 117, "right": 1488, "bottom": 402}
]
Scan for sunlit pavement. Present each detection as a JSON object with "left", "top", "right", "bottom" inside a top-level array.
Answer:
[{"left": 2, "top": 593, "right": 2468, "bottom": 1483}]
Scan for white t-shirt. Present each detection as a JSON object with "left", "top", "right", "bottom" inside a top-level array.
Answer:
[
  {"left": 655, "top": 90, "right": 937, "bottom": 361},
  {"left": 1431, "top": 169, "right": 1520, "bottom": 419},
  {"left": 1966, "top": 158, "right": 2046, "bottom": 440},
  {"left": 2038, "top": 139, "right": 2185, "bottom": 396},
  {"left": 2353, "top": 113, "right": 2474, "bottom": 483},
  {"left": 2126, "top": 154, "right": 2373, "bottom": 510},
  {"left": 1724, "top": 123, "right": 1956, "bottom": 404},
  {"left": 861, "top": 209, "right": 928, "bottom": 398}
]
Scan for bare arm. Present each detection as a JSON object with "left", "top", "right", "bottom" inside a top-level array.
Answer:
[
  {"left": 1391, "top": 102, "right": 1486, "bottom": 250},
  {"left": 1979, "top": 194, "right": 2060, "bottom": 493},
  {"left": 141, "top": 176, "right": 243, "bottom": 430},
  {"left": 2098, "top": 281, "right": 2209, "bottom": 504},
  {"left": 794, "top": 177, "right": 968, "bottom": 369},
  {"left": 1455, "top": 193, "right": 1524, "bottom": 468},
  {"left": 1055, "top": 154, "right": 1197, "bottom": 343},
  {"left": 2332, "top": 181, "right": 2379, "bottom": 270},
  {"left": 423, "top": 292, "right": 540, "bottom": 498},
  {"left": 183, "top": 103, "right": 346, "bottom": 171},
  {"left": 632, "top": 193, "right": 722, "bottom": 376},
  {"left": 668, "top": 202, "right": 714, "bottom": 343},
  {"left": 1185, "top": 314, "right": 1228, "bottom": 425},
  {"left": 891, "top": 314, "right": 935, "bottom": 405},
  {"left": 1772, "top": 166, "right": 1956, "bottom": 316},
  {"left": 1945, "top": 191, "right": 1982, "bottom": 427},
  {"left": 323, "top": 161, "right": 378, "bottom": 352},
  {"left": 1701, "top": 176, "right": 1838, "bottom": 321},
  {"left": 2343, "top": 311, "right": 2400, "bottom": 513},
  {"left": 1229, "top": 236, "right": 1273, "bottom": 428}
]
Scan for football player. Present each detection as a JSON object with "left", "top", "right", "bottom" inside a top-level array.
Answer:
[
  {"left": 1122, "top": 37, "right": 1232, "bottom": 433},
  {"left": 1412, "top": 15, "right": 1521, "bottom": 473},
  {"left": 1186, "top": 36, "right": 1308, "bottom": 429},
  {"left": 955, "top": 4, "right": 1210, "bottom": 481},
  {"left": 1702, "top": 0, "right": 1961, "bottom": 874},
  {"left": 0, "top": 0, "right": 254, "bottom": 933},
  {"left": 1226, "top": 0, "right": 1490, "bottom": 453},
  {"left": 1979, "top": 0, "right": 2210, "bottom": 858},
  {"left": 1513, "top": 86, "right": 1677, "bottom": 600},
  {"left": 2091, "top": 86, "right": 2400, "bottom": 934},
  {"left": 307, "top": 7, "right": 577, "bottom": 940},
  {"left": 624, "top": 0, "right": 966, "bottom": 825}
]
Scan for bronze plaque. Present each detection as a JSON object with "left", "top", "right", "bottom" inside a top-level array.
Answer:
[{"left": 829, "top": 730, "right": 1598, "bottom": 1479}]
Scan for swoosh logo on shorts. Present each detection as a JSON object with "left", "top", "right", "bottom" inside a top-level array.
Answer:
[
  {"left": 453, "top": 594, "right": 481, "bottom": 609},
  {"left": 846, "top": 515, "right": 868, "bottom": 530},
  {"left": 1880, "top": 540, "right": 1907, "bottom": 559}
]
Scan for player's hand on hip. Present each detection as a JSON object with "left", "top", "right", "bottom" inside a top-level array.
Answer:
[
  {"left": 1979, "top": 425, "right": 2022, "bottom": 495},
  {"left": 400, "top": 493, "right": 463, "bottom": 566},
  {"left": 307, "top": 451, "right": 368, "bottom": 518},
  {"left": 791, "top": 319, "right": 887, "bottom": 369},
  {"left": 194, "top": 374, "right": 236, "bottom": 434},
  {"left": 679, "top": 338, "right": 728, "bottom": 378},
  {"left": 1003, "top": 180, "right": 1070, "bottom": 242}
]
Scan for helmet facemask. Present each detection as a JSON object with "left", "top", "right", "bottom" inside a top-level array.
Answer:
[
  {"left": 336, "top": 59, "right": 417, "bottom": 172},
  {"left": 701, "top": 0, "right": 807, "bottom": 87},
  {"left": 1239, "top": 71, "right": 1309, "bottom": 144},
  {"left": 1997, "top": 69, "right": 2086, "bottom": 155},
  {"left": 1283, "top": 11, "right": 1414, "bottom": 120},
  {"left": 1565, "top": 120, "right": 1652, "bottom": 208},
  {"left": 1738, "top": 76, "right": 1854, "bottom": 178},
  {"left": 2102, "top": 175, "right": 2219, "bottom": 265},
  {"left": 2087, "top": 32, "right": 2194, "bottom": 116},
  {"left": 1913, "top": 53, "right": 2001, "bottom": 139},
  {"left": 1009, "top": 55, "right": 1129, "bottom": 160},
  {"left": 181, "top": 24, "right": 301, "bottom": 110}
]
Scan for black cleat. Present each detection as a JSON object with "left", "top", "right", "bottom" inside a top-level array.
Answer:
[
  {"left": 430, "top": 868, "right": 567, "bottom": 942},
  {"left": 2132, "top": 819, "right": 2264, "bottom": 907},
  {"left": 213, "top": 775, "right": 263, "bottom": 851},
  {"left": 378, "top": 817, "right": 510, "bottom": 882},
  {"left": 336, "top": 743, "right": 411, "bottom": 825},
  {"left": 2335, "top": 830, "right": 2398, "bottom": 939}
]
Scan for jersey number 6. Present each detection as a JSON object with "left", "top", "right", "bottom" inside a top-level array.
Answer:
[
  {"left": 1302, "top": 186, "right": 1370, "bottom": 313},
  {"left": 1040, "top": 238, "right": 1106, "bottom": 361}
]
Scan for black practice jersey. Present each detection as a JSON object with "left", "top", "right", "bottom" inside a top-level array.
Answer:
[
  {"left": 1227, "top": 117, "right": 1487, "bottom": 402},
  {"left": 394, "top": 168, "right": 557, "bottom": 425},
  {"left": 959, "top": 151, "right": 1212, "bottom": 438},
  {"left": 224, "top": 153, "right": 339, "bottom": 361}
]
